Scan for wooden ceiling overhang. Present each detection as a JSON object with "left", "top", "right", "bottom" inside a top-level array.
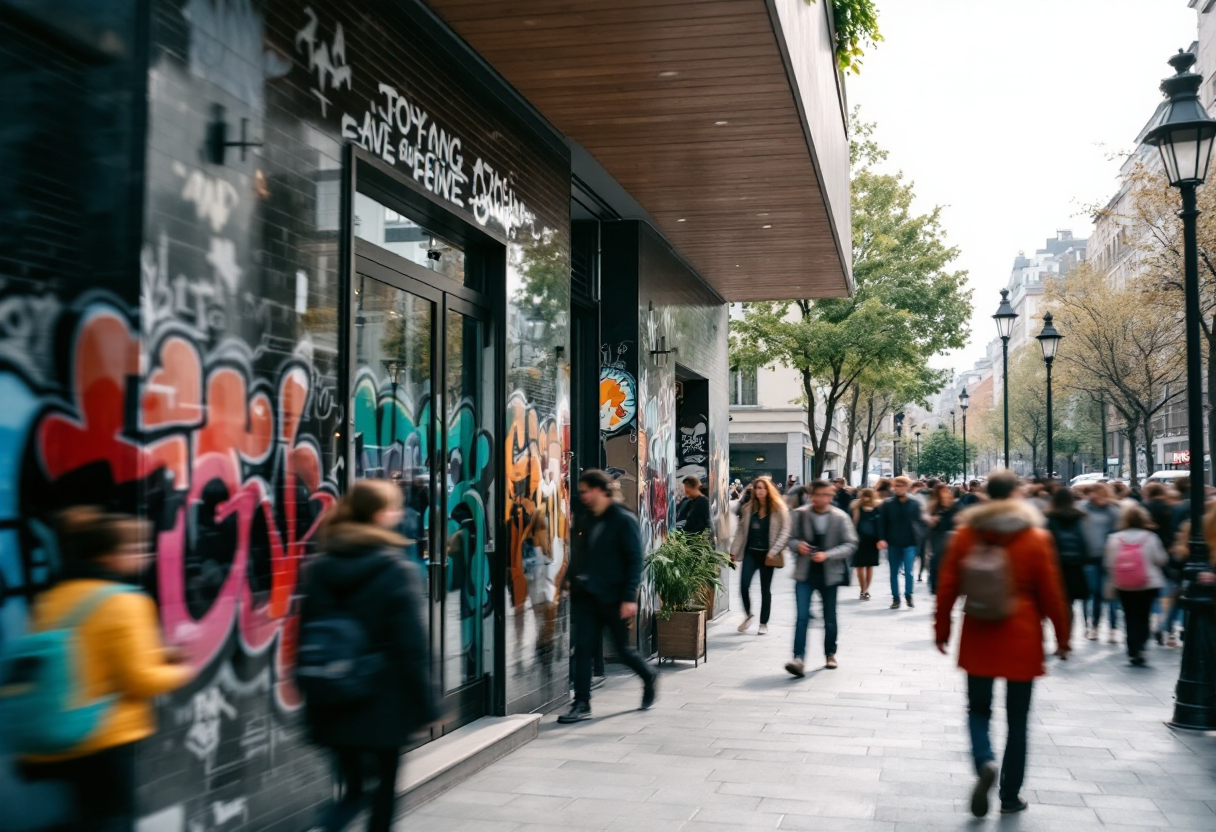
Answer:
[{"left": 428, "top": 0, "right": 853, "bottom": 300}]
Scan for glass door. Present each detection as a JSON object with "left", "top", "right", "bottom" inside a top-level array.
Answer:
[{"left": 351, "top": 235, "right": 493, "bottom": 736}]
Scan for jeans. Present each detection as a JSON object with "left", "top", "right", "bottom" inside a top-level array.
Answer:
[
  {"left": 21, "top": 742, "right": 136, "bottom": 832},
  {"left": 573, "top": 593, "right": 654, "bottom": 704},
  {"left": 322, "top": 748, "right": 401, "bottom": 832},
  {"left": 888, "top": 546, "right": 917, "bottom": 599},
  {"left": 793, "top": 575, "right": 838, "bottom": 659},
  {"left": 1159, "top": 580, "right": 1183, "bottom": 635},
  {"left": 1084, "top": 565, "right": 1121, "bottom": 629},
  {"left": 740, "top": 551, "right": 775, "bottom": 624},
  {"left": 1118, "top": 588, "right": 1157, "bottom": 659},
  {"left": 968, "top": 676, "right": 1033, "bottom": 808}
]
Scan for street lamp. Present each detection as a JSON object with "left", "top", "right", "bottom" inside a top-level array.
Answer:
[
  {"left": 949, "top": 408, "right": 956, "bottom": 435},
  {"left": 993, "top": 289, "right": 1018, "bottom": 469},
  {"left": 914, "top": 430, "right": 922, "bottom": 477},
  {"left": 1035, "top": 312, "right": 1062, "bottom": 480},
  {"left": 893, "top": 412, "right": 905, "bottom": 476},
  {"left": 959, "top": 388, "right": 970, "bottom": 482},
  {"left": 1144, "top": 48, "right": 1216, "bottom": 730}
]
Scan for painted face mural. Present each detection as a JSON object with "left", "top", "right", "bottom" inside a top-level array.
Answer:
[{"left": 599, "top": 366, "right": 637, "bottom": 435}]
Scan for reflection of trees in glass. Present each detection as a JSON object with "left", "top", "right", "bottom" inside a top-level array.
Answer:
[
  {"left": 377, "top": 293, "right": 435, "bottom": 389},
  {"left": 508, "top": 228, "right": 567, "bottom": 411}
]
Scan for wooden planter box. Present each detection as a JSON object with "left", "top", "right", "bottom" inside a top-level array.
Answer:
[{"left": 656, "top": 608, "right": 707, "bottom": 666}]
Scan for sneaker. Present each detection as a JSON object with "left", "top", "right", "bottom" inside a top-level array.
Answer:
[
  {"left": 1000, "top": 798, "right": 1029, "bottom": 815},
  {"left": 890, "top": 598, "right": 901, "bottom": 610},
  {"left": 1154, "top": 630, "right": 1165, "bottom": 646},
  {"left": 738, "top": 615, "right": 754, "bottom": 633},
  {"left": 758, "top": 624, "right": 768, "bottom": 635},
  {"left": 557, "top": 701, "right": 592, "bottom": 724},
  {"left": 1130, "top": 655, "right": 1147, "bottom": 668},
  {"left": 640, "top": 677, "right": 658, "bottom": 710},
  {"left": 905, "top": 594, "right": 915, "bottom": 609},
  {"left": 785, "top": 658, "right": 806, "bottom": 678},
  {"left": 1167, "top": 635, "right": 1179, "bottom": 648},
  {"left": 590, "top": 676, "right": 607, "bottom": 691},
  {"left": 825, "top": 655, "right": 838, "bottom": 669},
  {"left": 1108, "top": 631, "right": 1119, "bottom": 645},
  {"left": 971, "top": 761, "right": 998, "bottom": 817},
  {"left": 1086, "top": 627, "right": 1097, "bottom": 641}
]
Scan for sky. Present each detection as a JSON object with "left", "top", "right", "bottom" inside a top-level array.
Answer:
[{"left": 848, "top": 0, "right": 1198, "bottom": 374}]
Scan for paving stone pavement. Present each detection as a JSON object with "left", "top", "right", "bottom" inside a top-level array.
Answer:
[{"left": 401, "top": 564, "right": 1216, "bottom": 832}]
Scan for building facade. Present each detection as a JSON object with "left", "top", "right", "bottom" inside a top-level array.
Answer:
[{"left": 0, "top": 1, "right": 850, "bottom": 829}]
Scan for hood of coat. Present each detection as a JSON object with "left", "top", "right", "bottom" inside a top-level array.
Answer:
[
  {"left": 1046, "top": 506, "right": 1086, "bottom": 524},
  {"left": 313, "top": 523, "right": 407, "bottom": 594},
  {"left": 958, "top": 498, "right": 1045, "bottom": 536}
]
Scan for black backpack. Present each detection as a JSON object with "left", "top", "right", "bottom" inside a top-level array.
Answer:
[
  {"left": 296, "top": 570, "right": 389, "bottom": 706},
  {"left": 1053, "top": 522, "right": 1088, "bottom": 566}
]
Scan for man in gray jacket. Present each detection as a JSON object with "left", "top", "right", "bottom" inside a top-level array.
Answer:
[{"left": 786, "top": 480, "right": 859, "bottom": 675}]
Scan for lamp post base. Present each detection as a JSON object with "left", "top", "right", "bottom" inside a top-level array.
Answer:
[{"left": 1169, "top": 568, "right": 1216, "bottom": 732}]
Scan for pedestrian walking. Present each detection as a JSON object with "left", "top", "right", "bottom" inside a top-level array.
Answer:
[
  {"left": 785, "top": 480, "right": 858, "bottom": 676},
  {"left": 1081, "top": 483, "right": 1122, "bottom": 642},
  {"left": 832, "top": 477, "right": 853, "bottom": 513},
  {"left": 1104, "top": 504, "right": 1169, "bottom": 667},
  {"left": 299, "top": 480, "right": 439, "bottom": 832},
  {"left": 3, "top": 509, "right": 193, "bottom": 832},
  {"left": 934, "top": 471, "right": 1070, "bottom": 818},
  {"left": 925, "top": 483, "right": 960, "bottom": 594},
  {"left": 878, "top": 476, "right": 927, "bottom": 609},
  {"left": 675, "top": 475, "right": 711, "bottom": 536},
  {"left": 729, "top": 476, "right": 791, "bottom": 635},
  {"left": 851, "top": 487, "right": 883, "bottom": 599},
  {"left": 1045, "top": 487, "right": 1092, "bottom": 647},
  {"left": 561, "top": 469, "right": 657, "bottom": 723}
]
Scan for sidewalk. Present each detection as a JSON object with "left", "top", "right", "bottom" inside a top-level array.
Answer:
[{"left": 400, "top": 566, "right": 1216, "bottom": 831}]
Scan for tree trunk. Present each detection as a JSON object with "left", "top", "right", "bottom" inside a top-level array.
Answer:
[
  {"left": 1125, "top": 425, "right": 1140, "bottom": 486},
  {"left": 802, "top": 370, "right": 821, "bottom": 479},
  {"left": 843, "top": 383, "right": 860, "bottom": 483},
  {"left": 860, "top": 396, "right": 875, "bottom": 487},
  {"left": 1208, "top": 324, "right": 1216, "bottom": 486},
  {"left": 1141, "top": 419, "right": 1156, "bottom": 478}
]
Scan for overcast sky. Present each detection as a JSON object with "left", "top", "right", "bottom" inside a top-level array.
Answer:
[{"left": 848, "top": 0, "right": 1198, "bottom": 374}]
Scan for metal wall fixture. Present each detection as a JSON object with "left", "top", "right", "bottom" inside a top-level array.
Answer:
[
  {"left": 206, "top": 104, "right": 263, "bottom": 165},
  {"left": 647, "top": 301, "right": 678, "bottom": 367}
]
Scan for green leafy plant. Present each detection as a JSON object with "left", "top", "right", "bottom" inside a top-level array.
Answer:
[
  {"left": 644, "top": 531, "right": 733, "bottom": 620},
  {"left": 808, "top": 0, "right": 883, "bottom": 74}
]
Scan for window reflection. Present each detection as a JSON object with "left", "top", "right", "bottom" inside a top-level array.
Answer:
[{"left": 354, "top": 193, "right": 466, "bottom": 286}]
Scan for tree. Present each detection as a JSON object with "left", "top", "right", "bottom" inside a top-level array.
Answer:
[
  {"left": 807, "top": 0, "right": 883, "bottom": 74},
  {"left": 917, "top": 429, "right": 974, "bottom": 481},
  {"left": 1121, "top": 160, "right": 1216, "bottom": 483},
  {"left": 843, "top": 363, "right": 944, "bottom": 484},
  {"left": 1044, "top": 262, "right": 1186, "bottom": 484},
  {"left": 731, "top": 117, "right": 971, "bottom": 478}
]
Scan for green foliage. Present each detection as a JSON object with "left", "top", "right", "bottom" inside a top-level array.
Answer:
[
  {"left": 731, "top": 115, "right": 970, "bottom": 477},
  {"left": 644, "top": 531, "right": 732, "bottom": 620},
  {"left": 917, "top": 429, "right": 974, "bottom": 481},
  {"left": 808, "top": 0, "right": 883, "bottom": 74}
]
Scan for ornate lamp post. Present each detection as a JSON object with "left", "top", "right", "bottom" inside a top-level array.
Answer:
[
  {"left": 959, "top": 388, "right": 970, "bottom": 482},
  {"left": 914, "top": 430, "right": 922, "bottom": 477},
  {"left": 993, "top": 289, "right": 1018, "bottom": 469},
  {"left": 1035, "top": 312, "right": 1062, "bottom": 480},
  {"left": 1144, "top": 49, "right": 1216, "bottom": 730},
  {"left": 893, "top": 412, "right": 905, "bottom": 476}
]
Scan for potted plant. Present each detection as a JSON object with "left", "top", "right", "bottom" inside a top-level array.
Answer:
[{"left": 645, "top": 530, "right": 732, "bottom": 665}]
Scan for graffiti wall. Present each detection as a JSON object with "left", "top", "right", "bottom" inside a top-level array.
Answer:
[{"left": 2, "top": 0, "right": 571, "bottom": 829}]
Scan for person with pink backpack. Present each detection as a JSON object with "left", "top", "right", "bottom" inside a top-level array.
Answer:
[{"left": 1104, "top": 505, "right": 1169, "bottom": 667}]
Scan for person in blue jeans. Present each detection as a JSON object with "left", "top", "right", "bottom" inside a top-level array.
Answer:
[
  {"left": 784, "top": 480, "right": 858, "bottom": 676},
  {"left": 879, "top": 476, "right": 927, "bottom": 609},
  {"left": 1081, "top": 484, "right": 1122, "bottom": 642}
]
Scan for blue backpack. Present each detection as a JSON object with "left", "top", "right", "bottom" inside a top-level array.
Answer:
[
  {"left": 0, "top": 584, "right": 136, "bottom": 755},
  {"left": 295, "top": 613, "right": 386, "bottom": 707}
]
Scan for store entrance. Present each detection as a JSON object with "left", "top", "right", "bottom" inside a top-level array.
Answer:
[{"left": 351, "top": 190, "right": 495, "bottom": 739}]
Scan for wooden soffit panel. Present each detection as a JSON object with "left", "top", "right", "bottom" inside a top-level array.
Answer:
[{"left": 427, "top": 0, "right": 851, "bottom": 300}]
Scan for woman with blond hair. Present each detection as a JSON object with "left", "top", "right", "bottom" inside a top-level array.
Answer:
[
  {"left": 851, "top": 488, "right": 882, "bottom": 599},
  {"left": 729, "top": 476, "right": 790, "bottom": 634}
]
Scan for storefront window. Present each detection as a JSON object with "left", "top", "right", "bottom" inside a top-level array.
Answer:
[{"left": 355, "top": 192, "right": 466, "bottom": 285}]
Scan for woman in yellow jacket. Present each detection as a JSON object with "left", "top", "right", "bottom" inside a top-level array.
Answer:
[{"left": 21, "top": 508, "right": 193, "bottom": 832}]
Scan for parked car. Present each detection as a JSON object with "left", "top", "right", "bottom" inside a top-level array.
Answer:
[
  {"left": 1070, "top": 472, "right": 1107, "bottom": 487},
  {"left": 1146, "top": 470, "right": 1190, "bottom": 485}
]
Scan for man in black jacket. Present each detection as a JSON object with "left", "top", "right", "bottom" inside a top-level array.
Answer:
[
  {"left": 676, "top": 476, "right": 712, "bottom": 537},
  {"left": 559, "top": 469, "right": 658, "bottom": 723},
  {"left": 879, "top": 476, "right": 928, "bottom": 609}
]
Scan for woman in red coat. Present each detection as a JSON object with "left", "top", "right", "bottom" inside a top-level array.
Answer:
[{"left": 934, "top": 472, "right": 1070, "bottom": 819}]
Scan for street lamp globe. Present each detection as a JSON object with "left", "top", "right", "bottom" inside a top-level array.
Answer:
[
  {"left": 1144, "top": 51, "right": 1216, "bottom": 188},
  {"left": 958, "top": 388, "right": 969, "bottom": 411},
  {"left": 1036, "top": 312, "right": 1062, "bottom": 362},
  {"left": 993, "top": 288, "right": 1018, "bottom": 339}
]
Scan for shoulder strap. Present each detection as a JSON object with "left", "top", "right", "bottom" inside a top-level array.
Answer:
[{"left": 58, "top": 583, "right": 140, "bottom": 630}]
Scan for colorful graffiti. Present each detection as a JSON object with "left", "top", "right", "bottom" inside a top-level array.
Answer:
[
  {"left": 598, "top": 343, "right": 637, "bottom": 436},
  {"left": 504, "top": 390, "right": 568, "bottom": 684}
]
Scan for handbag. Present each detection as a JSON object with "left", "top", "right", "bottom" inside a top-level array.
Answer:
[{"left": 765, "top": 551, "right": 785, "bottom": 568}]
